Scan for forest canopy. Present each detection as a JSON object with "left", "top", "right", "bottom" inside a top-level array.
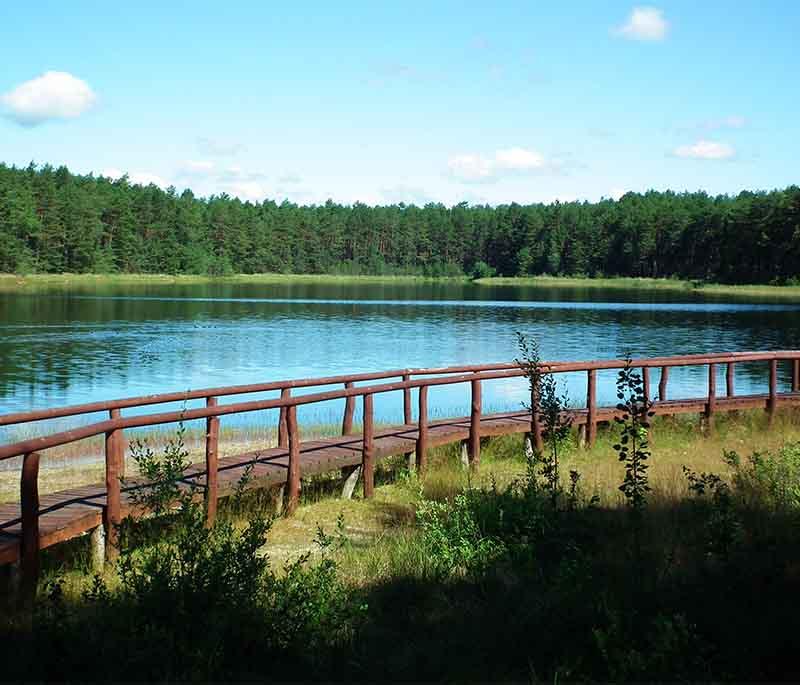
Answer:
[{"left": 1, "top": 162, "right": 798, "bottom": 284}]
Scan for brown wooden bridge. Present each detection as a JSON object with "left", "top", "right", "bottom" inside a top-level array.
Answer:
[{"left": 1, "top": 350, "right": 799, "bottom": 593}]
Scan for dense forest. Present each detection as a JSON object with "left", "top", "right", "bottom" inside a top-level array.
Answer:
[{"left": 1, "top": 163, "right": 798, "bottom": 283}]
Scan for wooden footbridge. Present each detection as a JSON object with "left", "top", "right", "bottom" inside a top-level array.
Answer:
[{"left": 1, "top": 350, "right": 799, "bottom": 593}]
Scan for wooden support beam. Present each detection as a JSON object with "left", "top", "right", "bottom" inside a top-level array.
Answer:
[
  {"left": 104, "top": 424, "right": 123, "bottom": 562},
  {"left": 278, "top": 387, "right": 290, "bottom": 449},
  {"left": 642, "top": 367, "right": 651, "bottom": 403},
  {"left": 793, "top": 359, "right": 799, "bottom": 393},
  {"left": 726, "top": 362, "right": 735, "bottom": 397},
  {"left": 416, "top": 385, "right": 429, "bottom": 473},
  {"left": 587, "top": 369, "right": 597, "bottom": 447},
  {"left": 205, "top": 397, "right": 219, "bottom": 527},
  {"left": 659, "top": 366, "right": 669, "bottom": 402},
  {"left": 20, "top": 451, "right": 40, "bottom": 601},
  {"left": 362, "top": 394, "right": 375, "bottom": 498},
  {"left": 403, "top": 373, "right": 412, "bottom": 425},
  {"left": 768, "top": 359, "right": 778, "bottom": 423},
  {"left": 706, "top": 363, "right": 716, "bottom": 434},
  {"left": 285, "top": 405, "right": 301, "bottom": 515},
  {"left": 342, "top": 381, "right": 355, "bottom": 435},
  {"left": 468, "top": 377, "right": 482, "bottom": 469}
]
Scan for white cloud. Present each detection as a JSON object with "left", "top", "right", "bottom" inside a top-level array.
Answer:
[
  {"left": 1, "top": 71, "right": 96, "bottom": 126},
  {"left": 673, "top": 140, "right": 735, "bottom": 160},
  {"left": 609, "top": 187, "right": 626, "bottom": 200},
  {"left": 614, "top": 7, "right": 669, "bottom": 41},
  {"left": 102, "top": 168, "right": 170, "bottom": 188},
  {"left": 223, "top": 181, "right": 267, "bottom": 202},
  {"left": 448, "top": 147, "right": 555, "bottom": 183},
  {"left": 196, "top": 137, "right": 245, "bottom": 156},
  {"left": 700, "top": 115, "right": 747, "bottom": 130},
  {"left": 180, "top": 160, "right": 215, "bottom": 175}
]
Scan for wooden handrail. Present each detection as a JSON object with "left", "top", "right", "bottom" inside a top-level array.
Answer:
[
  {"left": 2, "top": 350, "right": 797, "bottom": 427},
  {"left": 2, "top": 351, "right": 800, "bottom": 462}
]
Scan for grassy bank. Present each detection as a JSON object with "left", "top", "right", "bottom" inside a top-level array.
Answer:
[
  {"left": 3, "top": 409, "right": 800, "bottom": 680},
  {"left": 476, "top": 274, "right": 800, "bottom": 299},
  {"left": 4, "top": 272, "right": 800, "bottom": 299}
]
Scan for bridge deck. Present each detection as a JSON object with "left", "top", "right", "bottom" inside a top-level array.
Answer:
[{"left": 0, "top": 391, "right": 796, "bottom": 565}]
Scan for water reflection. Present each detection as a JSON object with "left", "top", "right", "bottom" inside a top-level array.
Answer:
[{"left": 1, "top": 282, "right": 798, "bottom": 432}]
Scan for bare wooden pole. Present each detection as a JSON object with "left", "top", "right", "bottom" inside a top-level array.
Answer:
[
  {"left": 706, "top": 363, "right": 717, "bottom": 434},
  {"left": 20, "top": 451, "right": 41, "bottom": 601},
  {"left": 278, "top": 387, "right": 290, "bottom": 448},
  {"left": 286, "top": 405, "right": 301, "bottom": 515},
  {"left": 726, "top": 362, "right": 735, "bottom": 397},
  {"left": 768, "top": 359, "right": 778, "bottom": 424},
  {"left": 586, "top": 369, "right": 597, "bottom": 447},
  {"left": 403, "top": 373, "right": 412, "bottom": 424},
  {"left": 658, "top": 366, "right": 669, "bottom": 402},
  {"left": 342, "top": 381, "right": 355, "bottom": 435},
  {"left": 468, "top": 378, "right": 482, "bottom": 469},
  {"left": 104, "top": 423, "right": 123, "bottom": 562},
  {"left": 205, "top": 397, "right": 219, "bottom": 527},
  {"left": 362, "top": 394, "right": 375, "bottom": 498},
  {"left": 642, "top": 367, "right": 651, "bottom": 403},
  {"left": 793, "top": 359, "right": 800, "bottom": 393},
  {"left": 416, "top": 385, "right": 429, "bottom": 473}
]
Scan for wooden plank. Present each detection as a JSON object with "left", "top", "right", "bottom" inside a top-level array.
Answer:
[
  {"left": 659, "top": 366, "right": 669, "bottom": 401},
  {"left": 403, "top": 373, "right": 412, "bottom": 424},
  {"left": 642, "top": 367, "right": 651, "bottom": 402},
  {"left": 726, "top": 362, "right": 735, "bottom": 397},
  {"left": 706, "top": 363, "right": 716, "bottom": 433}
]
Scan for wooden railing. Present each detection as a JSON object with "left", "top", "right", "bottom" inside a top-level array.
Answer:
[{"left": 1, "top": 350, "right": 799, "bottom": 594}]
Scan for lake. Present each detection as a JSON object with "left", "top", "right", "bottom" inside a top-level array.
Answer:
[{"left": 1, "top": 280, "right": 799, "bottom": 438}]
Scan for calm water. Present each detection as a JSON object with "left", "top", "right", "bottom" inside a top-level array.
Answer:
[{"left": 1, "top": 281, "right": 799, "bottom": 438}]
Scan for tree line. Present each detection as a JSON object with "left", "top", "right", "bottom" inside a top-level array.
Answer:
[{"left": 1, "top": 162, "right": 798, "bottom": 283}]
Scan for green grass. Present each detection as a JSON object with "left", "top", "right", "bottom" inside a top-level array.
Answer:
[
  {"left": 4, "top": 272, "right": 800, "bottom": 299},
  {"left": 475, "top": 274, "right": 800, "bottom": 299}
]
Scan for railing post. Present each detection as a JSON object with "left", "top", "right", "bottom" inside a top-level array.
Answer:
[
  {"left": 705, "top": 363, "right": 716, "bottom": 434},
  {"left": 362, "top": 394, "right": 375, "bottom": 498},
  {"left": 104, "top": 420, "right": 123, "bottom": 563},
  {"left": 109, "top": 408, "right": 125, "bottom": 477},
  {"left": 726, "top": 362, "right": 735, "bottom": 397},
  {"left": 768, "top": 359, "right": 778, "bottom": 424},
  {"left": 403, "top": 373, "right": 412, "bottom": 424},
  {"left": 586, "top": 369, "right": 597, "bottom": 447},
  {"left": 658, "top": 366, "right": 669, "bottom": 402},
  {"left": 469, "top": 377, "right": 481, "bottom": 469},
  {"left": 286, "top": 405, "right": 301, "bottom": 515},
  {"left": 205, "top": 397, "right": 219, "bottom": 527},
  {"left": 642, "top": 367, "right": 651, "bottom": 403},
  {"left": 278, "top": 387, "right": 290, "bottom": 448},
  {"left": 342, "top": 381, "right": 355, "bottom": 435},
  {"left": 793, "top": 358, "right": 800, "bottom": 393},
  {"left": 20, "top": 451, "right": 40, "bottom": 602},
  {"left": 416, "top": 385, "right": 429, "bottom": 474}
]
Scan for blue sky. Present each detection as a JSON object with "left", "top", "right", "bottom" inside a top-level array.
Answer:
[{"left": 0, "top": 1, "right": 797, "bottom": 206}]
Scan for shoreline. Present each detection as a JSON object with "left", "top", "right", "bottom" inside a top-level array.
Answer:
[{"left": 2, "top": 272, "right": 800, "bottom": 299}]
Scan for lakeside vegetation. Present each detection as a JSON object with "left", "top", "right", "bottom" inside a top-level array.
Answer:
[
  {"left": 2, "top": 163, "right": 800, "bottom": 284},
  {"left": 4, "top": 271, "right": 800, "bottom": 301},
  {"left": 3, "top": 402, "right": 800, "bottom": 680}
]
